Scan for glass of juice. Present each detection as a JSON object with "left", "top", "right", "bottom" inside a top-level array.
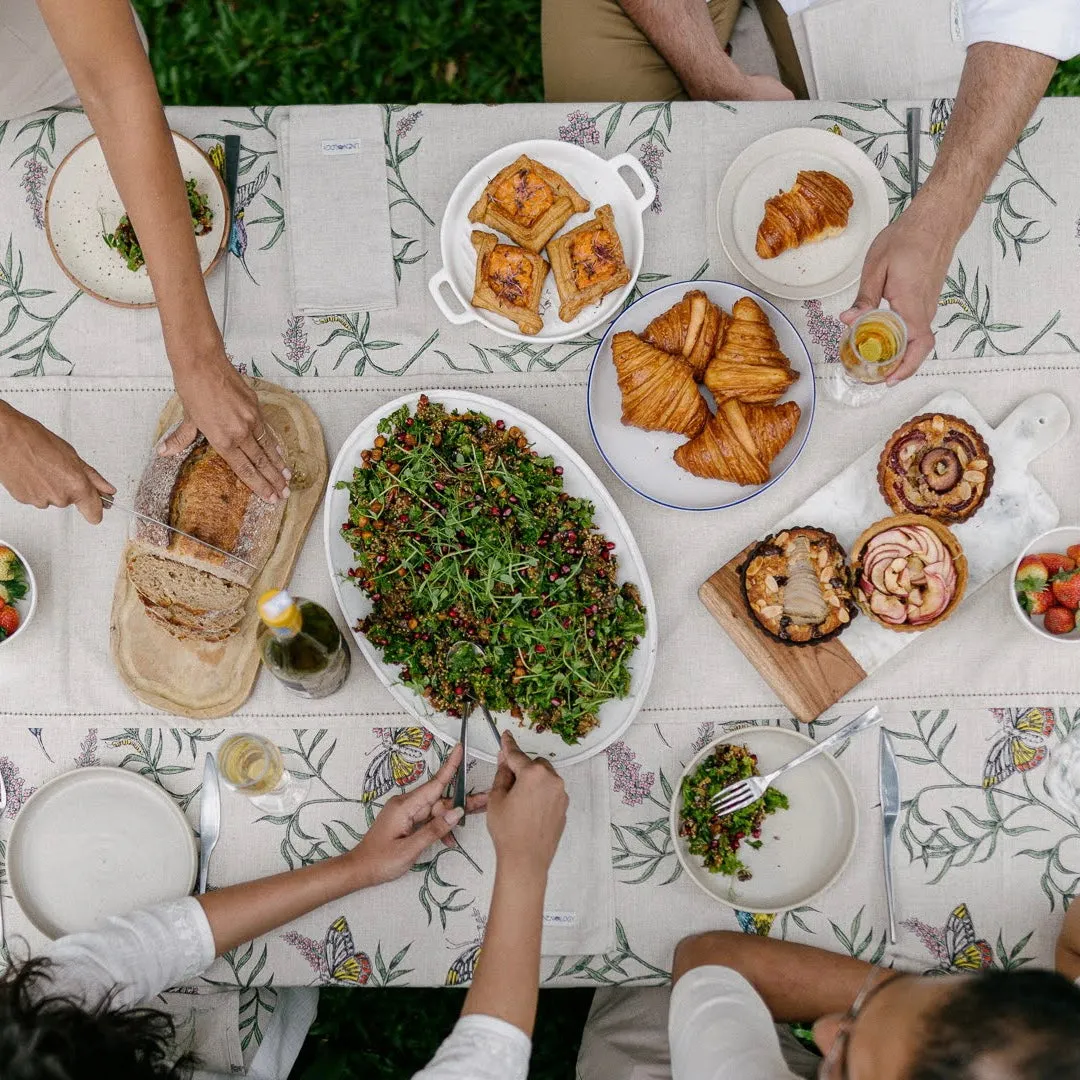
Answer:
[
  {"left": 218, "top": 733, "right": 308, "bottom": 813},
  {"left": 827, "top": 308, "right": 908, "bottom": 407}
]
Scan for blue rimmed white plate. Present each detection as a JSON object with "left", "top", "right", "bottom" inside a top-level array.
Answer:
[{"left": 586, "top": 280, "right": 815, "bottom": 511}]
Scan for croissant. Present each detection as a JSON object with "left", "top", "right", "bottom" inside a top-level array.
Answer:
[
  {"left": 755, "top": 170, "right": 854, "bottom": 260},
  {"left": 703, "top": 297, "right": 798, "bottom": 403},
  {"left": 674, "top": 398, "right": 801, "bottom": 485},
  {"left": 641, "top": 290, "right": 729, "bottom": 381},
  {"left": 612, "top": 331, "right": 708, "bottom": 438}
]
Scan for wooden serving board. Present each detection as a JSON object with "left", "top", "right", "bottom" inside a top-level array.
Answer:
[
  {"left": 700, "top": 391, "right": 1068, "bottom": 722},
  {"left": 109, "top": 379, "right": 328, "bottom": 719}
]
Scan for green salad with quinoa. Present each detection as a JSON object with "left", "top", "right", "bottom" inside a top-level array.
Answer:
[
  {"left": 679, "top": 743, "right": 789, "bottom": 880},
  {"left": 336, "top": 396, "right": 647, "bottom": 745},
  {"left": 103, "top": 178, "right": 214, "bottom": 271}
]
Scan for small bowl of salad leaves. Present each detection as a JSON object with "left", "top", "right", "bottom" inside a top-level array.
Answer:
[
  {"left": 670, "top": 726, "right": 858, "bottom": 913},
  {"left": 0, "top": 543, "right": 36, "bottom": 646}
]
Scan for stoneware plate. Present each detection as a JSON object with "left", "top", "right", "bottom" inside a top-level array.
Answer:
[
  {"left": 428, "top": 138, "right": 655, "bottom": 343},
  {"left": 44, "top": 131, "right": 228, "bottom": 307},
  {"left": 324, "top": 391, "right": 658, "bottom": 767},
  {"left": 587, "top": 279, "right": 815, "bottom": 511},
  {"left": 716, "top": 127, "right": 889, "bottom": 301},
  {"left": 670, "top": 727, "right": 858, "bottom": 914},
  {"left": 1010, "top": 526, "right": 1080, "bottom": 644},
  {"left": 8, "top": 767, "right": 198, "bottom": 938}
]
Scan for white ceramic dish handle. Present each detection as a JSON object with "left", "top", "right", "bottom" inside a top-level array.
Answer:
[
  {"left": 606, "top": 153, "right": 657, "bottom": 215},
  {"left": 428, "top": 267, "right": 479, "bottom": 326}
]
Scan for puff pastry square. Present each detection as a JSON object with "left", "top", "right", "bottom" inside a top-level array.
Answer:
[
  {"left": 468, "top": 155, "right": 589, "bottom": 253},
  {"left": 547, "top": 204, "right": 631, "bottom": 323},
  {"left": 470, "top": 230, "right": 549, "bottom": 336}
]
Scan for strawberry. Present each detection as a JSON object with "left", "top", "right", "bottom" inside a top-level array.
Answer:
[
  {"left": 1035, "top": 552, "right": 1076, "bottom": 575},
  {"left": 1044, "top": 606, "right": 1076, "bottom": 635},
  {"left": 1068, "top": 544, "right": 1080, "bottom": 564},
  {"left": 1021, "top": 587, "right": 1053, "bottom": 616},
  {"left": 1051, "top": 567, "right": 1080, "bottom": 612},
  {"left": 0, "top": 604, "right": 19, "bottom": 638},
  {"left": 1015, "top": 555, "right": 1048, "bottom": 592}
]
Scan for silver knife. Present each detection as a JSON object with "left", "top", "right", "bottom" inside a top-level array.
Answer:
[
  {"left": 198, "top": 752, "right": 221, "bottom": 895},
  {"left": 102, "top": 495, "right": 257, "bottom": 571},
  {"left": 906, "top": 107, "right": 922, "bottom": 205},
  {"left": 219, "top": 134, "right": 241, "bottom": 350},
  {"left": 879, "top": 728, "right": 900, "bottom": 944}
]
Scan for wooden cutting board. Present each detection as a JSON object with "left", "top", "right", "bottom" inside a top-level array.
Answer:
[
  {"left": 700, "top": 391, "right": 1068, "bottom": 723},
  {"left": 109, "top": 379, "right": 328, "bottom": 719}
]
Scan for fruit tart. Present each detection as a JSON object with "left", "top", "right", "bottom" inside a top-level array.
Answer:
[
  {"left": 740, "top": 527, "right": 857, "bottom": 645},
  {"left": 468, "top": 155, "right": 589, "bottom": 253},
  {"left": 470, "top": 231, "right": 549, "bottom": 336},
  {"left": 877, "top": 413, "right": 994, "bottom": 523},
  {"left": 851, "top": 514, "right": 967, "bottom": 632},
  {"left": 548, "top": 204, "right": 631, "bottom": 322}
]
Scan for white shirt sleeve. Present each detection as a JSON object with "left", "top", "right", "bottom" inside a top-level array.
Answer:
[
  {"left": 411, "top": 1015, "right": 531, "bottom": 1080},
  {"left": 669, "top": 966, "right": 800, "bottom": 1080},
  {"left": 37, "top": 897, "right": 216, "bottom": 1011},
  {"left": 964, "top": 0, "right": 1080, "bottom": 60}
]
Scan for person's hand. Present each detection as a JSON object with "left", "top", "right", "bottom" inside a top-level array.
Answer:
[
  {"left": 349, "top": 743, "right": 489, "bottom": 887},
  {"left": 487, "top": 731, "right": 569, "bottom": 877},
  {"left": 841, "top": 198, "right": 957, "bottom": 384},
  {"left": 160, "top": 353, "right": 290, "bottom": 502},
  {"left": 0, "top": 404, "right": 115, "bottom": 523},
  {"left": 736, "top": 73, "right": 794, "bottom": 101}
]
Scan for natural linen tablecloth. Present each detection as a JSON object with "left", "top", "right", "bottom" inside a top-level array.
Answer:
[{"left": 2, "top": 102, "right": 1080, "bottom": 1031}]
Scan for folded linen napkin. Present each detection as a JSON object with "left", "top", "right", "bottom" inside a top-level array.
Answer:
[{"left": 280, "top": 105, "right": 396, "bottom": 316}]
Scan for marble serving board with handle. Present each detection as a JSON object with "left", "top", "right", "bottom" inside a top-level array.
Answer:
[{"left": 699, "top": 391, "right": 1069, "bottom": 722}]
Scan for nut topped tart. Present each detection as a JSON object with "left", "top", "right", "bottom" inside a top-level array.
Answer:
[
  {"left": 878, "top": 413, "right": 994, "bottom": 523},
  {"left": 851, "top": 514, "right": 967, "bottom": 632},
  {"left": 740, "top": 527, "right": 858, "bottom": 645}
]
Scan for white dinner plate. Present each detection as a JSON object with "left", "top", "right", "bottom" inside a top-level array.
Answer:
[
  {"left": 716, "top": 128, "right": 889, "bottom": 300},
  {"left": 44, "top": 131, "right": 229, "bottom": 307},
  {"left": 670, "top": 727, "right": 858, "bottom": 914},
  {"left": 428, "top": 138, "right": 655, "bottom": 343},
  {"left": 587, "top": 280, "right": 815, "bottom": 512},
  {"left": 323, "top": 391, "right": 658, "bottom": 766},
  {"left": 8, "top": 767, "right": 198, "bottom": 939}
]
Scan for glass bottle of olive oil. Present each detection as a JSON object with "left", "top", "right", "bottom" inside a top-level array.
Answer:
[{"left": 256, "top": 589, "right": 350, "bottom": 698}]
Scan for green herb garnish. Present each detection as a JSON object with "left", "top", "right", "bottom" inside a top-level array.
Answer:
[
  {"left": 102, "top": 178, "right": 214, "bottom": 271},
  {"left": 679, "top": 743, "right": 789, "bottom": 880},
  {"left": 335, "top": 396, "right": 647, "bottom": 745}
]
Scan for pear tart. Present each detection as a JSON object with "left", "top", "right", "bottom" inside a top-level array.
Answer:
[
  {"left": 740, "top": 527, "right": 857, "bottom": 646},
  {"left": 878, "top": 413, "right": 994, "bottom": 524},
  {"left": 851, "top": 514, "right": 967, "bottom": 632}
]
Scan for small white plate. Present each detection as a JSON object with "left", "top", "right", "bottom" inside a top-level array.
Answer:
[
  {"left": 1009, "top": 526, "right": 1080, "bottom": 644},
  {"left": 8, "top": 767, "right": 198, "bottom": 938},
  {"left": 428, "top": 138, "right": 654, "bottom": 343},
  {"left": 0, "top": 540, "right": 37, "bottom": 647},
  {"left": 671, "top": 727, "right": 858, "bottom": 914},
  {"left": 44, "top": 132, "right": 228, "bottom": 308},
  {"left": 716, "top": 128, "right": 889, "bottom": 301},
  {"left": 587, "top": 280, "right": 815, "bottom": 512},
  {"left": 323, "top": 391, "right": 658, "bottom": 766}
]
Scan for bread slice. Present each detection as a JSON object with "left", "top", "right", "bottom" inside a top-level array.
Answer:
[
  {"left": 126, "top": 547, "right": 249, "bottom": 615},
  {"left": 142, "top": 604, "right": 242, "bottom": 644}
]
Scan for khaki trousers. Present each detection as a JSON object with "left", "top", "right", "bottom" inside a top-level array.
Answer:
[{"left": 542, "top": 0, "right": 808, "bottom": 102}]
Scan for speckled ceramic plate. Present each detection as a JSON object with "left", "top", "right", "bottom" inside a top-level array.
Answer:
[
  {"left": 44, "top": 132, "right": 228, "bottom": 307},
  {"left": 7, "top": 767, "right": 197, "bottom": 938}
]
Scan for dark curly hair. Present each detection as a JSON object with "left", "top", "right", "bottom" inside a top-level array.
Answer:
[
  {"left": 0, "top": 956, "right": 194, "bottom": 1080},
  {"left": 911, "top": 968, "right": 1080, "bottom": 1080}
]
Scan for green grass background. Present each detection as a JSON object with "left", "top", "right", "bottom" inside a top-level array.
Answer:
[{"left": 128, "top": 1, "right": 1080, "bottom": 1075}]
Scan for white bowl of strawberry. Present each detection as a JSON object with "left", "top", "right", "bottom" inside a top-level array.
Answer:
[
  {"left": 1012, "top": 528, "right": 1080, "bottom": 641},
  {"left": 0, "top": 543, "right": 36, "bottom": 646}
]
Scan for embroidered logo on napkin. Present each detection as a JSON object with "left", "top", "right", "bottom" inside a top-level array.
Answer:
[
  {"left": 543, "top": 911, "right": 577, "bottom": 927},
  {"left": 949, "top": 0, "right": 964, "bottom": 44},
  {"left": 321, "top": 139, "right": 361, "bottom": 156}
]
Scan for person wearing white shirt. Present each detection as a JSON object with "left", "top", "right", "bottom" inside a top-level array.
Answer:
[
  {"left": 0, "top": 733, "right": 568, "bottom": 1080},
  {"left": 578, "top": 894, "right": 1080, "bottom": 1079}
]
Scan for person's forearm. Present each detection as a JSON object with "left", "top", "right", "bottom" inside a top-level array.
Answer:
[
  {"left": 460, "top": 862, "right": 546, "bottom": 1035},
  {"left": 1056, "top": 902, "right": 1080, "bottom": 982},
  {"left": 35, "top": 0, "right": 222, "bottom": 371},
  {"left": 673, "top": 932, "right": 873, "bottom": 1022},
  {"left": 196, "top": 853, "right": 370, "bottom": 955},
  {"left": 912, "top": 42, "right": 1056, "bottom": 243},
  {"left": 619, "top": 0, "right": 745, "bottom": 99}
]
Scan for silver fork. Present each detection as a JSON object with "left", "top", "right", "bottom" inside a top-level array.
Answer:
[{"left": 710, "top": 706, "right": 883, "bottom": 818}]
